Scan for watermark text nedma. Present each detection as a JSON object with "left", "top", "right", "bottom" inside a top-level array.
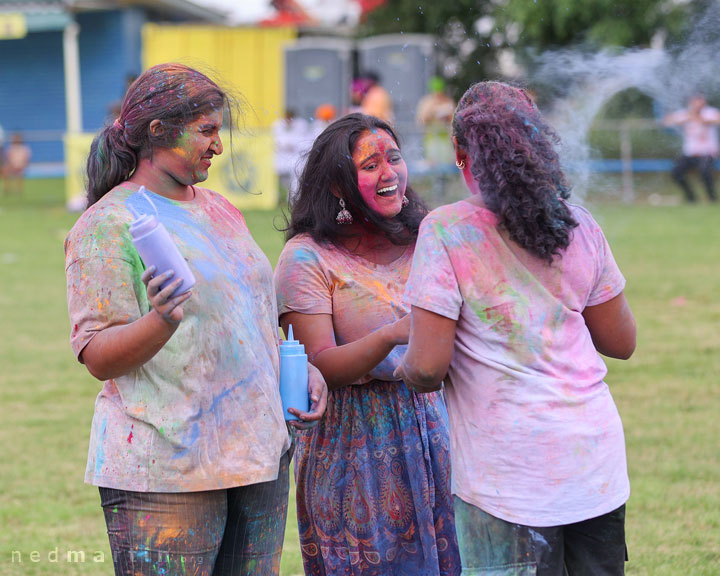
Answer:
[{"left": 10, "top": 549, "right": 106, "bottom": 564}]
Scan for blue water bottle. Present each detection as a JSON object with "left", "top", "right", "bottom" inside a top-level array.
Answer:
[{"left": 279, "top": 324, "right": 309, "bottom": 421}]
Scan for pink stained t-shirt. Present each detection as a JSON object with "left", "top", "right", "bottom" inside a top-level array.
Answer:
[
  {"left": 404, "top": 200, "right": 630, "bottom": 527},
  {"left": 274, "top": 234, "right": 413, "bottom": 383}
]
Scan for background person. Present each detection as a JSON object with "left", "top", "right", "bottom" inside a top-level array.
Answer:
[
  {"left": 662, "top": 93, "right": 720, "bottom": 202},
  {"left": 274, "top": 113, "right": 461, "bottom": 576},
  {"left": 2, "top": 132, "right": 32, "bottom": 196},
  {"left": 0, "top": 122, "right": 5, "bottom": 191},
  {"left": 416, "top": 76, "right": 456, "bottom": 168},
  {"left": 272, "top": 108, "right": 314, "bottom": 204},
  {"left": 65, "top": 62, "right": 327, "bottom": 576},
  {"left": 360, "top": 72, "right": 394, "bottom": 124},
  {"left": 416, "top": 76, "right": 455, "bottom": 128},
  {"left": 398, "top": 81, "right": 637, "bottom": 576},
  {"left": 348, "top": 76, "right": 372, "bottom": 114},
  {"left": 311, "top": 102, "right": 337, "bottom": 137}
]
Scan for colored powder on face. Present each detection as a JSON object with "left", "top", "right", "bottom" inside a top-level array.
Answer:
[{"left": 173, "top": 130, "right": 191, "bottom": 150}]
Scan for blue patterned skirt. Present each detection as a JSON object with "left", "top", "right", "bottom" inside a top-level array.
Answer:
[{"left": 294, "top": 380, "right": 461, "bottom": 576}]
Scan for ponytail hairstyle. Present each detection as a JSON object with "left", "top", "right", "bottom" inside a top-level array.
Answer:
[
  {"left": 282, "top": 113, "right": 427, "bottom": 245},
  {"left": 86, "top": 63, "right": 228, "bottom": 207},
  {"left": 452, "top": 81, "right": 578, "bottom": 263}
]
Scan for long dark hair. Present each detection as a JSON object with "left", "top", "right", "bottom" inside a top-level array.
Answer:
[
  {"left": 86, "top": 63, "right": 229, "bottom": 207},
  {"left": 453, "top": 81, "right": 578, "bottom": 263},
  {"left": 283, "top": 113, "right": 427, "bottom": 245}
]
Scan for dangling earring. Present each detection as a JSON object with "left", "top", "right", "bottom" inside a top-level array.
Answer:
[
  {"left": 455, "top": 160, "right": 465, "bottom": 169},
  {"left": 336, "top": 198, "right": 353, "bottom": 224},
  {"left": 402, "top": 195, "right": 409, "bottom": 207}
]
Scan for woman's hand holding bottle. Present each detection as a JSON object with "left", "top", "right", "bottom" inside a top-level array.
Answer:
[
  {"left": 142, "top": 265, "right": 192, "bottom": 325},
  {"left": 287, "top": 363, "right": 328, "bottom": 429}
]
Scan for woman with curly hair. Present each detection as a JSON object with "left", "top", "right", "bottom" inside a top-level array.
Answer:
[
  {"left": 274, "top": 113, "right": 461, "bottom": 575},
  {"left": 396, "top": 81, "right": 637, "bottom": 575}
]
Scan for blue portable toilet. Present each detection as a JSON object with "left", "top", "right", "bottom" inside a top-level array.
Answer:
[
  {"left": 284, "top": 36, "right": 354, "bottom": 122},
  {"left": 357, "top": 34, "right": 436, "bottom": 165}
]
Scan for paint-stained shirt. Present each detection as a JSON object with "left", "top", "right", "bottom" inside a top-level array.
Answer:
[
  {"left": 65, "top": 184, "right": 290, "bottom": 492},
  {"left": 274, "top": 235, "right": 413, "bottom": 383},
  {"left": 404, "top": 200, "right": 630, "bottom": 526}
]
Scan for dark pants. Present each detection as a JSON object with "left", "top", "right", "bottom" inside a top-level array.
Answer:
[
  {"left": 99, "top": 451, "right": 290, "bottom": 576},
  {"left": 671, "top": 155, "right": 717, "bottom": 202},
  {"left": 454, "top": 496, "right": 627, "bottom": 576}
]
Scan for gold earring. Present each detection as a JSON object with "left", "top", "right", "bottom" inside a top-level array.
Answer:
[{"left": 455, "top": 160, "right": 465, "bottom": 169}]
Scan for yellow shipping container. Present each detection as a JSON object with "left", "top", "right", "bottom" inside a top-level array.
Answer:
[
  {"left": 66, "top": 25, "right": 296, "bottom": 211},
  {"left": 65, "top": 24, "right": 297, "bottom": 210},
  {"left": 142, "top": 24, "right": 297, "bottom": 209}
]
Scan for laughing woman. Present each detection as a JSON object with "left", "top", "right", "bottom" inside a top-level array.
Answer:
[{"left": 274, "top": 113, "right": 461, "bottom": 576}]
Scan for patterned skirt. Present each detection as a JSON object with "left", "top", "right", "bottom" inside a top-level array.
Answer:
[{"left": 294, "top": 380, "right": 461, "bottom": 576}]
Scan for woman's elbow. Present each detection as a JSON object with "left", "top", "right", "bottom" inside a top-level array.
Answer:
[
  {"left": 610, "top": 341, "right": 635, "bottom": 360},
  {"left": 83, "top": 357, "right": 110, "bottom": 381},
  {"left": 80, "top": 348, "right": 114, "bottom": 381},
  {"left": 600, "top": 330, "right": 637, "bottom": 360},
  {"left": 617, "top": 332, "right": 637, "bottom": 359},
  {"left": 402, "top": 363, "right": 445, "bottom": 391}
]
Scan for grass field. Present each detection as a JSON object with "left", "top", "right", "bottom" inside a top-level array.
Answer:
[{"left": 1, "top": 176, "right": 718, "bottom": 575}]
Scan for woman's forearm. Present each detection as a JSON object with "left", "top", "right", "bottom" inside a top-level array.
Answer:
[
  {"left": 399, "top": 306, "right": 456, "bottom": 392},
  {"left": 311, "top": 325, "right": 399, "bottom": 390},
  {"left": 80, "top": 310, "right": 179, "bottom": 380}
]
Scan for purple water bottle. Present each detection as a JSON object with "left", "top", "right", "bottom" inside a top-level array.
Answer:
[
  {"left": 127, "top": 186, "right": 196, "bottom": 297},
  {"left": 279, "top": 324, "right": 310, "bottom": 421}
]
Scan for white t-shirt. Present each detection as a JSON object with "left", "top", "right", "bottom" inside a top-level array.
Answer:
[
  {"left": 665, "top": 106, "right": 720, "bottom": 157},
  {"left": 404, "top": 200, "right": 630, "bottom": 527},
  {"left": 272, "top": 117, "right": 314, "bottom": 176}
]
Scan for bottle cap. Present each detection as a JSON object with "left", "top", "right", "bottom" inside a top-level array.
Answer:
[
  {"left": 280, "top": 324, "right": 305, "bottom": 356},
  {"left": 127, "top": 186, "right": 160, "bottom": 238},
  {"left": 128, "top": 213, "right": 158, "bottom": 237}
]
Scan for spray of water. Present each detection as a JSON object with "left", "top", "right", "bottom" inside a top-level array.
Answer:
[{"left": 527, "top": 3, "right": 720, "bottom": 200}]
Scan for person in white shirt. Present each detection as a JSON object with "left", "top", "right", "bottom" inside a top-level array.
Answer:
[
  {"left": 663, "top": 93, "right": 720, "bottom": 202},
  {"left": 272, "top": 109, "right": 315, "bottom": 204}
]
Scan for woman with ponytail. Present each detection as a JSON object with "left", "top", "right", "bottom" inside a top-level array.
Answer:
[
  {"left": 397, "top": 81, "right": 636, "bottom": 575},
  {"left": 64, "top": 63, "right": 326, "bottom": 576}
]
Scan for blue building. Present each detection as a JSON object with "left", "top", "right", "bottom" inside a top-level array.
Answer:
[{"left": 0, "top": 0, "right": 225, "bottom": 176}]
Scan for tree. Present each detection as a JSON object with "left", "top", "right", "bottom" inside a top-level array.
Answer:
[
  {"left": 358, "top": 0, "right": 697, "bottom": 101},
  {"left": 495, "top": 0, "right": 689, "bottom": 50}
]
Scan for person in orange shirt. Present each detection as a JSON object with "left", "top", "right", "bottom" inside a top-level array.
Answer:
[{"left": 360, "top": 72, "right": 394, "bottom": 124}]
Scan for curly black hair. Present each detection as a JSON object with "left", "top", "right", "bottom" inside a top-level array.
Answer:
[
  {"left": 281, "top": 113, "right": 427, "bottom": 245},
  {"left": 453, "top": 81, "right": 578, "bottom": 263}
]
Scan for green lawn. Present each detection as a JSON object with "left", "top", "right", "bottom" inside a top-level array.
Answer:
[{"left": 0, "top": 177, "right": 718, "bottom": 574}]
